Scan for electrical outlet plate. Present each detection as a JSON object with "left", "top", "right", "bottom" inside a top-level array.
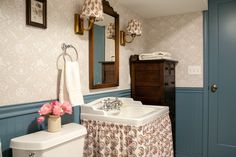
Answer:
[{"left": 188, "top": 65, "right": 201, "bottom": 75}]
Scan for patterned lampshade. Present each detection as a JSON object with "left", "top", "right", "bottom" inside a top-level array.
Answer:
[
  {"left": 106, "top": 23, "right": 115, "bottom": 39},
  {"left": 80, "top": 0, "right": 104, "bottom": 21},
  {"left": 127, "top": 19, "right": 142, "bottom": 36}
]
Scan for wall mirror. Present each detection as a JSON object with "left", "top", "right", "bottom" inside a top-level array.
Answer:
[{"left": 89, "top": 0, "right": 119, "bottom": 89}]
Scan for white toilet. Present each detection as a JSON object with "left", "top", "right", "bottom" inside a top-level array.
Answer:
[{"left": 10, "top": 123, "right": 87, "bottom": 157}]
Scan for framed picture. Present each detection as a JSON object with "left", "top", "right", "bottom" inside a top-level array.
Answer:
[{"left": 26, "top": 0, "right": 47, "bottom": 29}]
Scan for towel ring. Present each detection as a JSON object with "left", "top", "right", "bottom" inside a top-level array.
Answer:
[
  {"left": 61, "top": 43, "right": 78, "bottom": 61},
  {"left": 57, "top": 43, "right": 79, "bottom": 70}
]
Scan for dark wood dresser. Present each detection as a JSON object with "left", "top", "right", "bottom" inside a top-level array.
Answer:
[{"left": 130, "top": 55, "right": 178, "bottom": 146}]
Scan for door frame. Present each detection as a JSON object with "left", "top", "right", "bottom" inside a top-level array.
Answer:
[{"left": 203, "top": 11, "right": 209, "bottom": 157}]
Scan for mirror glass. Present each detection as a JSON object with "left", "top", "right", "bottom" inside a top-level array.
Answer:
[
  {"left": 89, "top": 0, "right": 119, "bottom": 89},
  {"left": 93, "top": 14, "right": 115, "bottom": 85}
]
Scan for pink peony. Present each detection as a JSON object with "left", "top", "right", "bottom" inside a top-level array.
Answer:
[
  {"left": 38, "top": 103, "right": 52, "bottom": 115},
  {"left": 53, "top": 104, "right": 64, "bottom": 116},
  {"left": 37, "top": 116, "right": 45, "bottom": 123},
  {"left": 50, "top": 101, "right": 61, "bottom": 106},
  {"left": 61, "top": 101, "right": 72, "bottom": 114},
  {"left": 37, "top": 101, "right": 73, "bottom": 124}
]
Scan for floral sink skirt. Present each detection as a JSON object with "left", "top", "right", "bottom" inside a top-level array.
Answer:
[{"left": 81, "top": 113, "right": 173, "bottom": 157}]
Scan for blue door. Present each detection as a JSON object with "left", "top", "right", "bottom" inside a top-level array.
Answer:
[{"left": 208, "top": 0, "right": 236, "bottom": 156}]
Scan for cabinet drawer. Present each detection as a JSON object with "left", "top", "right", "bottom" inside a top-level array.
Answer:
[
  {"left": 164, "top": 76, "right": 175, "bottom": 87},
  {"left": 164, "top": 63, "right": 175, "bottom": 76},
  {"left": 135, "top": 97, "right": 162, "bottom": 105},
  {"left": 134, "top": 86, "right": 162, "bottom": 98},
  {"left": 134, "top": 70, "right": 161, "bottom": 84},
  {"left": 103, "top": 65, "right": 114, "bottom": 71},
  {"left": 135, "top": 62, "right": 161, "bottom": 70}
]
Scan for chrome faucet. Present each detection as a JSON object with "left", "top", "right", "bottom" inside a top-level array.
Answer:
[{"left": 100, "top": 97, "right": 123, "bottom": 111}]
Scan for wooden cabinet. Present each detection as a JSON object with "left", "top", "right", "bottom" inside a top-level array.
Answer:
[
  {"left": 101, "top": 61, "right": 115, "bottom": 83},
  {"left": 130, "top": 55, "right": 178, "bottom": 145}
]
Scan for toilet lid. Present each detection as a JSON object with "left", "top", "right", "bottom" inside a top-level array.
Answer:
[{"left": 10, "top": 123, "right": 87, "bottom": 150}]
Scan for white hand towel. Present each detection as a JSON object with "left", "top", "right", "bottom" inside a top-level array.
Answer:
[
  {"left": 65, "top": 61, "right": 84, "bottom": 106},
  {"left": 59, "top": 65, "right": 70, "bottom": 104}
]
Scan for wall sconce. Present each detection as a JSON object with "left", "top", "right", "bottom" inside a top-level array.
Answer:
[
  {"left": 120, "top": 19, "right": 142, "bottom": 46},
  {"left": 106, "top": 23, "right": 115, "bottom": 39},
  {"left": 74, "top": 0, "right": 104, "bottom": 35}
]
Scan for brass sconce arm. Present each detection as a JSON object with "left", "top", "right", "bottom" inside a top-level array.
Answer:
[
  {"left": 82, "top": 16, "right": 95, "bottom": 31},
  {"left": 74, "top": 14, "right": 95, "bottom": 35},
  {"left": 120, "top": 31, "right": 137, "bottom": 46}
]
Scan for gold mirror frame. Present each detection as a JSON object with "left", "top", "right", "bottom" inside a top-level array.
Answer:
[{"left": 89, "top": 0, "right": 119, "bottom": 89}]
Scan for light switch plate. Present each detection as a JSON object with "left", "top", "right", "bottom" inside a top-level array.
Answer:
[{"left": 188, "top": 65, "right": 201, "bottom": 75}]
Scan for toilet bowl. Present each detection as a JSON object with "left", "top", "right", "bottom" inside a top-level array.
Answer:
[{"left": 10, "top": 123, "right": 87, "bottom": 157}]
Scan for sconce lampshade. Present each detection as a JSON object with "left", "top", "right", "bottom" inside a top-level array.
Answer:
[
  {"left": 127, "top": 19, "right": 142, "bottom": 36},
  {"left": 80, "top": 0, "right": 104, "bottom": 21},
  {"left": 106, "top": 23, "right": 115, "bottom": 39}
]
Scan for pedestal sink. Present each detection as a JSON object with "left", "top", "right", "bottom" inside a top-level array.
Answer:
[{"left": 81, "top": 97, "right": 169, "bottom": 126}]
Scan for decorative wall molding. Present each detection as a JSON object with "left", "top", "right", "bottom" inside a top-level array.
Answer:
[
  {"left": 0, "top": 89, "right": 131, "bottom": 120},
  {"left": 84, "top": 89, "right": 131, "bottom": 103},
  {"left": 0, "top": 101, "right": 47, "bottom": 119},
  {"left": 176, "top": 87, "right": 204, "bottom": 93}
]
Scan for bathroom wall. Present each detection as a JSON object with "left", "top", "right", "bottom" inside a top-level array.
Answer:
[
  {"left": 0, "top": 0, "right": 147, "bottom": 106},
  {"left": 0, "top": 1, "right": 205, "bottom": 156},
  {"left": 143, "top": 12, "right": 205, "bottom": 157},
  {"left": 144, "top": 12, "right": 203, "bottom": 87}
]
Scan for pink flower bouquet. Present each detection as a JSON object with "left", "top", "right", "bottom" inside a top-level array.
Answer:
[{"left": 37, "top": 101, "right": 72, "bottom": 123}]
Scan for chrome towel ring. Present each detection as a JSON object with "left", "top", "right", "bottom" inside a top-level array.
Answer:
[{"left": 57, "top": 43, "right": 79, "bottom": 70}]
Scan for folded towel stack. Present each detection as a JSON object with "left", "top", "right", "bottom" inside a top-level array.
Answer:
[{"left": 139, "top": 51, "right": 172, "bottom": 60}]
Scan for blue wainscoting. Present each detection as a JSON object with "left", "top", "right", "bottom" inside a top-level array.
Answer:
[
  {"left": 0, "top": 89, "right": 130, "bottom": 157},
  {"left": 0, "top": 88, "right": 204, "bottom": 157},
  {"left": 175, "top": 87, "right": 205, "bottom": 157}
]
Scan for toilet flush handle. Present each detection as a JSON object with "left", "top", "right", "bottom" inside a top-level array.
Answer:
[{"left": 29, "top": 152, "right": 35, "bottom": 157}]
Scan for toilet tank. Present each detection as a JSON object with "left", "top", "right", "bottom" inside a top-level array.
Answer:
[{"left": 10, "top": 123, "right": 87, "bottom": 157}]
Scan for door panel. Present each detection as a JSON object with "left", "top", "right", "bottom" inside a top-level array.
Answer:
[{"left": 209, "top": 0, "right": 236, "bottom": 156}]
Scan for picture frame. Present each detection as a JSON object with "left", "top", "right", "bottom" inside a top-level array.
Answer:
[{"left": 26, "top": 0, "right": 47, "bottom": 29}]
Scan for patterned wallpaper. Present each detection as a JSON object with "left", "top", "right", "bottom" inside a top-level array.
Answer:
[
  {"left": 144, "top": 12, "right": 203, "bottom": 87},
  {"left": 0, "top": 0, "right": 146, "bottom": 106},
  {"left": 0, "top": 0, "right": 203, "bottom": 106}
]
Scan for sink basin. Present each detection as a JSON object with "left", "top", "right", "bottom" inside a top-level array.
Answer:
[{"left": 81, "top": 97, "right": 169, "bottom": 126}]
